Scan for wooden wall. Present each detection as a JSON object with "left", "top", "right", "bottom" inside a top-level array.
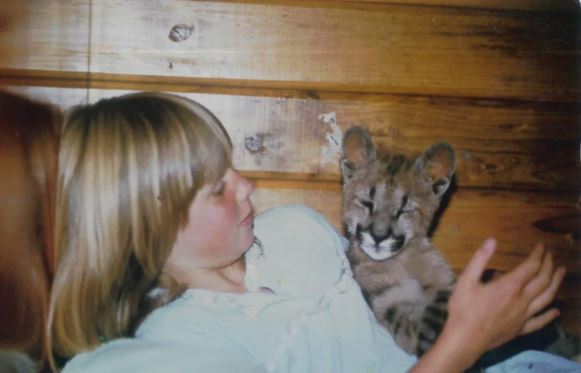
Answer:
[{"left": 1, "top": 0, "right": 580, "bottom": 333}]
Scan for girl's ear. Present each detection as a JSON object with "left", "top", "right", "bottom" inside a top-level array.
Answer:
[
  {"left": 415, "top": 142, "right": 456, "bottom": 197},
  {"left": 340, "top": 126, "right": 377, "bottom": 180}
]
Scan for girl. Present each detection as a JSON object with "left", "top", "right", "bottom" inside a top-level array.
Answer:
[{"left": 47, "top": 92, "right": 577, "bottom": 373}]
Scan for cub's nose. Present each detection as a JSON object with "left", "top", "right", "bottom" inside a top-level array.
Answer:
[{"left": 370, "top": 228, "right": 391, "bottom": 245}]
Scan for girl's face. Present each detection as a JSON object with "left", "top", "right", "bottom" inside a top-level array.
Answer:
[{"left": 164, "top": 168, "right": 255, "bottom": 285}]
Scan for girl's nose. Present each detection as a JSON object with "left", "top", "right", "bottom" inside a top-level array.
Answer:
[{"left": 235, "top": 171, "right": 255, "bottom": 202}]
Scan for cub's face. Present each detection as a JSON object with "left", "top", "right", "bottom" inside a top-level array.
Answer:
[
  {"left": 342, "top": 159, "right": 440, "bottom": 260},
  {"left": 341, "top": 127, "right": 455, "bottom": 261}
]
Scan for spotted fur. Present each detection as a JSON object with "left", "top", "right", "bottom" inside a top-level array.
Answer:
[
  {"left": 341, "top": 126, "right": 456, "bottom": 356},
  {"left": 340, "top": 127, "right": 580, "bottom": 367}
]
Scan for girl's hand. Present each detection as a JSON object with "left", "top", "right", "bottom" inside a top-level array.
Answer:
[{"left": 442, "top": 238, "right": 566, "bottom": 365}]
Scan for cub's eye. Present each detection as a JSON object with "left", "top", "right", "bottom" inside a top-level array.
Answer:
[
  {"left": 393, "top": 206, "right": 416, "bottom": 219},
  {"left": 403, "top": 207, "right": 416, "bottom": 215},
  {"left": 358, "top": 199, "right": 374, "bottom": 214},
  {"left": 393, "top": 194, "right": 412, "bottom": 219}
]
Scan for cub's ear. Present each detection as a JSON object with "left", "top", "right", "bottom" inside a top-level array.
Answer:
[
  {"left": 415, "top": 142, "right": 456, "bottom": 197},
  {"left": 341, "top": 127, "right": 377, "bottom": 180}
]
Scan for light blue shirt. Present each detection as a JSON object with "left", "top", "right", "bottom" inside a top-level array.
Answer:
[{"left": 63, "top": 205, "right": 581, "bottom": 373}]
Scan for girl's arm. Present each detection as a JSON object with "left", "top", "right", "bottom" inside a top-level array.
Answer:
[{"left": 410, "top": 239, "right": 565, "bottom": 373}]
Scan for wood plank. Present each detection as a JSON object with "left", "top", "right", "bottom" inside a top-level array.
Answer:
[
  {"left": 7, "top": 86, "right": 581, "bottom": 192},
  {"left": 0, "top": 0, "right": 89, "bottom": 72},
  {"left": 87, "top": 0, "right": 580, "bottom": 101},
  {"left": 322, "top": 0, "right": 581, "bottom": 11},
  {"left": 433, "top": 190, "right": 581, "bottom": 274},
  {"left": 2, "top": 1, "right": 578, "bottom": 100}
]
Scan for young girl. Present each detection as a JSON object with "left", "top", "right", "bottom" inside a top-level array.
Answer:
[{"left": 47, "top": 92, "right": 578, "bottom": 373}]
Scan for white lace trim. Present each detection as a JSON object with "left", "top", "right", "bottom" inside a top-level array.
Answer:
[
  {"left": 180, "top": 289, "right": 271, "bottom": 318},
  {"left": 177, "top": 236, "right": 356, "bottom": 372},
  {"left": 244, "top": 238, "right": 265, "bottom": 292},
  {"left": 265, "top": 244, "right": 354, "bottom": 372}
]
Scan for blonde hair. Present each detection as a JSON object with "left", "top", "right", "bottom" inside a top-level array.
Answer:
[{"left": 47, "top": 92, "right": 232, "bottom": 369}]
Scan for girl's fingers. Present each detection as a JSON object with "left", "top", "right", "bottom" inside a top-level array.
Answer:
[
  {"left": 521, "top": 308, "right": 561, "bottom": 335},
  {"left": 504, "top": 243, "right": 545, "bottom": 288},
  {"left": 525, "top": 266, "right": 566, "bottom": 318},
  {"left": 522, "top": 249, "right": 554, "bottom": 300},
  {"left": 460, "top": 238, "right": 497, "bottom": 285}
]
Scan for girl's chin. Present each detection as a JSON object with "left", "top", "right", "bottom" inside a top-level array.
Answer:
[{"left": 242, "top": 231, "right": 256, "bottom": 250}]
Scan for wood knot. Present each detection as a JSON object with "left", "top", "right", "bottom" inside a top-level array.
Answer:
[
  {"left": 244, "top": 134, "right": 266, "bottom": 154},
  {"left": 534, "top": 214, "right": 581, "bottom": 238},
  {"left": 168, "top": 24, "right": 194, "bottom": 42}
]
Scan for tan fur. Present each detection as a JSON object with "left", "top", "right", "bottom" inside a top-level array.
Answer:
[{"left": 341, "top": 127, "right": 456, "bottom": 356}]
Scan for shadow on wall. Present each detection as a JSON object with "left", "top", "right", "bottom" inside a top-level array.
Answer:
[{"left": 0, "top": 91, "right": 60, "bottom": 372}]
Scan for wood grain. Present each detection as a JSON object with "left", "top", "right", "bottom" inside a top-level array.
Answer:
[
  {"left": 0, "top": 0, "right": 89, "bottom": 73},
  {"left": 87, "top": 1, "right": 580, "bottom": 101},
  {"left": 2, "top": 1, "right": 579, "bottom": 101},
  {"left": 7, "top": 86, "right": 580, "bottom": 192}
]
